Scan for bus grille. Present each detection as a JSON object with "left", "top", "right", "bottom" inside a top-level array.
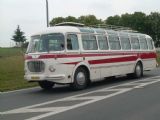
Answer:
[{"left": 27, "top": 61, "right": 45, "bottom": 72}]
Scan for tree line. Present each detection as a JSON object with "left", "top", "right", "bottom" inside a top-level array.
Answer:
[{"left": 50, "top": 12, "right": 160, "bottom": 47}]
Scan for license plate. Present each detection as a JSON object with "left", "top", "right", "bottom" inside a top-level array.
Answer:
[{"left": 31, "top": 76, "right": 40, "bottom": 80}]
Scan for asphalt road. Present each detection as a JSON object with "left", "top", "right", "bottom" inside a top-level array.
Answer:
[{"left": 1, "top": 67, "right": 160, "bottom": 120}]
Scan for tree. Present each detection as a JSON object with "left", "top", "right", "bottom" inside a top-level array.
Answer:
[
  {"left": 131, "top": 12, "right": 147, "bottom": 32},
  {"left": 78, "top": 15, "right": 103, "bottom": 26},
  {"left": 50, "top": 17, "right": 65, "bottom": 26},
  {"left": 146, "top": 12, "right": 160, "bottom": 47},
  {"left": 50, "top": 15, "right": 104, "bottom": 26},
  {"left": 65, "top": 16, "right": 77, "bottom": 23},
  {"left": 119, "top": 13, "right": 133, "bottom": 27},
  {"left": 11, "top": 25, "right": 26, "bottom": 47},
  {"left": 105, "top": 15, "right": 121, "bottom": 26}
]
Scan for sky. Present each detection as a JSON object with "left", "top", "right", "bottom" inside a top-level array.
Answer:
[{"left": 0, "top": 0, "right": 159, "bottom": 47}]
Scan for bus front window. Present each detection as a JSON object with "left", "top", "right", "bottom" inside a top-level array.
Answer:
[{"left": 27, "top": 33, "right": 65, "bottom": 53}]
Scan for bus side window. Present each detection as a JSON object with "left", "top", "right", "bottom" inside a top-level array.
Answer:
[
  {"left": 131, "top": 37, "right": 140, "bottom": 50},
  {"left": 147, "top": 38, "right": 154, "bottom": 50},
  {"left": 97, "top": 35, "right": 109, "bottom": 50},
  {"left": 120, "top": 36, "right": 131, "bottom": 50},
  {"left": 82, "top": 34, "right": 98, "bottom": 50},
  {"left": 67, "top": 34, "right": 79, "bottom": 50},
  {"left": 108, "top": 35, "right": 121, "bottom": 50},
  {"left": 139, "top": 37, "right": 148, "bottom": 50}
]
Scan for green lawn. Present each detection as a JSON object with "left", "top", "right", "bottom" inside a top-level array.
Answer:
[
  {"left": 0, "top": 47, "right": 23, "bottom": 57},
  {"left": 0, "top": 48, "right": 37, "bottom": 92},
  {"left": 157, "top": 52, "right": 160, "bottom": 65}
]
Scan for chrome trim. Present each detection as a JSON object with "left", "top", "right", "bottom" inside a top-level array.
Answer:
[{"left": 90, "top": 63, "right": 134, "bottom": 69}]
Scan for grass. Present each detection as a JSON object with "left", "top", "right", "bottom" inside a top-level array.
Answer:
[
  {"left": 157, "top": 52, "right": 160, "bottom": 66},
  {"left": 0, "top": 48, "right": 37, "bottom": 92},
  {"left": 0, "top": 47, "right": 23, "bottom": 57}
]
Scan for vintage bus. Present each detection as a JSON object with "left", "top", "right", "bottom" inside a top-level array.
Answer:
[{"left": 24, "top": 22, "right": 157, "bottom": 90}]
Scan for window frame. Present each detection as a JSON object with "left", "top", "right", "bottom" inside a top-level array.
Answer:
[
  {"left": 97, "top": 35, "right": 109, "bottom": 50},
  {"left": 120, "top": 35, "right": 131, "bottom": 50},
  {"left": 147, "top": 38, "right": 154, "bottom": 50},
  {"left": 108, "top": 34, "right": 121, "bottom": 50},
  {"left": 28, "top": 33, "right": 66, "bottom": 54},
  {"left": 45, "top": 33, "right": 65, "bottom": 54},
  {"left": 81, "top": 33, "right": 98, "bottom": 51},
  {"left": 66, "top": 33, "right": 79, "bottom": 51},
  {"left": 139, "top": 37, "right": 148, "bottom": 50},
  {"left": 130, "top": 36, "right": 140, "bottom": 50}
]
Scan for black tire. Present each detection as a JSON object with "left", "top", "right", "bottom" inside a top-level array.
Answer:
[
  {"left": 38, "top": 81, "right": 55, "bottom": 90},
  {"left": 71, "top": 67, "right": 89, "bottom": 90},
  {"left": 128, "top": 62, "right": 143, "bottom": 78}
]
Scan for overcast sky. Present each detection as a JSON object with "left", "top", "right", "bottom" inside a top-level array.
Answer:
[{"left": 0, "top": 0, "right": 159, "bottom": 47}]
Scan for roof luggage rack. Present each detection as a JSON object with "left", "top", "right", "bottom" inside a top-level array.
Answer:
[
  {"left": 55, "top": 22, "right": 85, "bottom": 27},
  {"left": 90, "top": 24, "right": 138, "bottom": 33},
  {"left": 54, "top": 22, "right": 138, "bottom": 33}
]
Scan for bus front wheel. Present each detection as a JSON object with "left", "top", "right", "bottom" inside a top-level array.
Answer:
[
  {"left": 38, "top": 81, "right": 55, "bottom": 90},
  {"left": 71, "top": 67, "right": 88, "bottom": 90}
]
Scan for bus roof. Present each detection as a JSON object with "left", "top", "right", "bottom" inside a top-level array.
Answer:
[{"left": 31, "top": 25, "right": 151, "bottom": 38}]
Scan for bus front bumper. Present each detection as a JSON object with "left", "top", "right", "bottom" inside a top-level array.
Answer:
[{"left": 24, "top": 74, "right": 65, "bottom": 82}]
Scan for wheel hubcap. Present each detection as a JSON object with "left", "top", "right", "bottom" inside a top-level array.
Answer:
[
  {"left": 76, "top": 72, "right": 86, "bottom": 85},
  {"left": 136, "top": 65, "right": 141, "bottom": 77}
]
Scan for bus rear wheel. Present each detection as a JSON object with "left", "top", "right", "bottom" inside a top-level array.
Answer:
[
  {"left": 128, "top": 62, "right": 143, "bottom": 78},
  {"left": 38, "top": 81, "right": 55, "bottom": 90},
  {"left": 134, "top": 62, "right": 143, "bottom": 78},
  {"left": 71, "top": 67, "right": 88, "bottom": 90}
]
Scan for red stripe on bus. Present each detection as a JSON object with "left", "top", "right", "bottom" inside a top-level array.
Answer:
[
  {"left": 140, "top": 53, "right": 157, "bottom": 59},
  {"left": 25, "top": 52, "right": 156, "bottom": 60},
  {"left": 62, "top": 56, "right": 137, "bottom": 65},
  {"left": 88, "top": 56, "right": 137, "bottom": 64},
  {"left": 62, "top": 54, "right": 156, "bottom": 65}
]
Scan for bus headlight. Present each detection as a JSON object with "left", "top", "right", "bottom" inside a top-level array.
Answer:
[{"left": 49, "top": 65, "right": 55, "bottom": 72}]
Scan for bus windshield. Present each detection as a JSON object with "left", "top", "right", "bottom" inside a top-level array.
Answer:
[{"left": 27, "top": 33, "right": 65, "bottom": 53}]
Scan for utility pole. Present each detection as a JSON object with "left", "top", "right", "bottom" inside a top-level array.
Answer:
[{"left": 46, "top": 0, "right": 49, "bottom": 27}]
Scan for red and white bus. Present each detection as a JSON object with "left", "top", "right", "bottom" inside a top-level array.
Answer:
[{"left": 24, "top": 23, "right": 157, "bottom": 90}]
